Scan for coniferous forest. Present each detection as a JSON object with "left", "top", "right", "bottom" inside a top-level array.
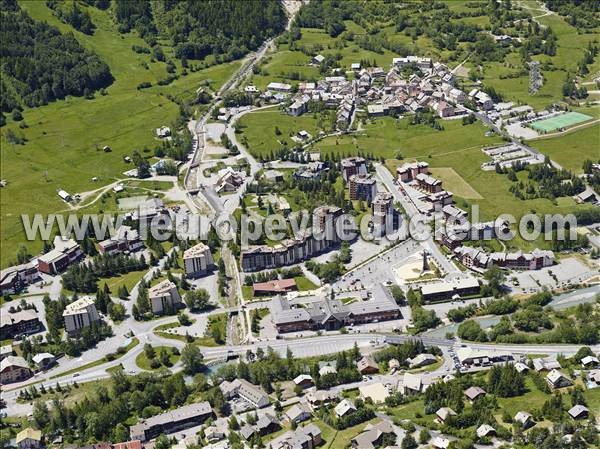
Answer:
[{"left": 0, "top": 0, "right": 113, "bottom": 112}]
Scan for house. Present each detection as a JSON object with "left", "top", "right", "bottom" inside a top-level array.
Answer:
[
  {"left": 112, "top": 441, "right": 142, "bottom": 449},
  {"left": 435, "top": 407, "right": 457, "bottom": 424},
  {"left": 400, "top": 373, "right": 422, "bottom": 395},
  {"left": 513, "top": 362, "right": 530, "bottom": 373},
  {"left": 214, "top": 167, "right": 244, "bottom": 193},
  {"left": 581, "top": 355, "right": 599, "bottom": 368},
  {"left": 156, "top": 126, "right": 171, "bottom": 138},
  {"left": 267, "top": 82, "right": 292, "bottom": 93},
  {"left": 183, "top": 243, "right": 214, "bottom": 278},
  {"left": 293, "top": 374, "right": 314, "bottom": 389},
  {"left": 129, "top": 402, "right": 212, "bottom": 442},
  {"left": 204, "top": 424, "right": 226, "bottom": 443},
  {"left": 289, "top": 97, "right": 309, "bottom": 116},
  {"left": 319, "top": 363, "right": 337, "bottom": 376},
  {"left": 32, "top": 353, "right": 56, "bottom": 370},
  {"left": 568, "top": 404, "right": 589, "bottom": 420},
  {"left": 311, "top": 54, "right": 325, "bottom": 65},
  {"left": 16, "top": 428, "right": 43, "bottom": 449},
  {"left": 285, "top": 403, "right": 311, "bottom": 424},
  {"left": 388, "top": 358, "right": 400, "bottom": 371},
  {"left": 533, "top": 357, "right": 561, "bottom": 372},
  {"left": 431, "top": 436, "right": 450, "bottom": 449},
  {"left": 476, "top": 424, "right": 496, "bottom": 439},
  {"left": 305, "top": 390, "right": 337, "bottom": 410},
  {"left": 546, "top": 369, "right": 573, "bottom": 390},
  {"left": 269, "top": 423, "right": 322, "bottom": 449},
  {"left": 148, "top": 280, "right": 182, "bottom": 315},
  {"left": 464, "top": 386, "right": 486, "bottom": 402},
  {"left": 351, "top": 421, "right": 396, "bottom": 449},
  {"left": 37, "top": 236, "right": 83, "bottom": 275},
  {"left": 357, "top": 356, "right": 379, "bottom": 375},
  {"left": 359, "top": 382, "right": 390, "bottom": 403},
  {"left": 335, "top": 399, "right": 357, "bottom": 418},
  {"left": 0, "top": 309, "right": 42, "bottom": 340},
  {"left": 456, "top": 347, "right": 513, "bottom": 367},
  {"left": 63, "top": 296, "right": 101, "bottom": 337},
  {"left": 253, "top": 279, "right": 297, "bottom": 296},
  {"left": 98, "top": 225, "right": 143, "bottom": 255},
  {"left": 0, "top": 262, "right": 39, "bottom": 295},
  {"left": 0, "top": 355, "right": 32, "bottom": 384},
  {"left": 588, "top": 369, "right": 600, "bottom": 387},
  {"left": 514, "top": 411, "right": 534, "bottom": 429},
  {"left": 219, "top": 378, "right": 270, "bottom": 408},
  {"left": 255, "top": 414, "right": 280, "bottom": 436},
  {"left": 407, "top": 353, "right": 437, "bottom": 369}
]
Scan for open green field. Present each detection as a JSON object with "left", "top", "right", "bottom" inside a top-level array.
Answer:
[
  {"left": 313, "top": 116, "right": 502, "bottom": 160},
  {"left": 238, "top": 109, "right": 327, "bottom": 158},
  {"left": 135, "top": 345, "right": 180, "bottom": 371},
  {"left": 0, "top": 1, "right": 240, "bottom": 267},
  {"left": 429, "top": 167, "right": 483, "bottom": 199},
  {"left": 241, "top": 113, "right": 591, "bottom": 233},
  {"left": 475, "top": 11, "right": 600, "bottom": 110},
  {"left": 527, "top": 123, "right": 600, "bottom": 173},
  {"left": 530, "top": 112, "right": 594, "bottom": 133}
]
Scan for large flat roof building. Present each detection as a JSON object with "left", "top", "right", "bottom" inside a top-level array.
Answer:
[{"left": 129, "top": 402, "right": 212, "bottom": 442}]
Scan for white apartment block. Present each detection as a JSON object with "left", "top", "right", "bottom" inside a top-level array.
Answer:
[
  {"left": 183, "top": 243, "right": 214, "bottom": 278},
  {"left": 149, "top": 280, "right": 181, "bottom": 315},
  {"left": 63, "top": 296, "right": 101, "bottom": 336}
]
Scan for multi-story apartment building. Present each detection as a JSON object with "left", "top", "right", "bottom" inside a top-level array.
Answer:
[
  {"left": 37, "top": 236, "right": 84, "bottom": 275},
  {"left": 183, "top": 243, "right": 214, "bottom": 278},
  {"left": 148, "top": 280, "right": 181, "bottom": 315},
  {"left": 63, "top": 296, "right": 101, "bottom": 336},
  {"left": 341, "top": 156, "right": 367, "bottom": 181},
  {"left": 348, "top": 174, "right": 377, "bottom": 201},
  {"left": 98, "top": 225, "right": 144, "bottom": 255}
]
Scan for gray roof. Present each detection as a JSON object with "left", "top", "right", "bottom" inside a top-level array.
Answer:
[{"left": 129, "top": 402, "right": 211, "bottom": 436}]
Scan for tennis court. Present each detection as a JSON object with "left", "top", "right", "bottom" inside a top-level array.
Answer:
[{"left": 530, "top": 111, "right": 593, "bottom": 133}]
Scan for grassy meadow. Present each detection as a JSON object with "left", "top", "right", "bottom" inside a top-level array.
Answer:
[{"left": 0, "top": 1, "right": 240, "bottom": 266}]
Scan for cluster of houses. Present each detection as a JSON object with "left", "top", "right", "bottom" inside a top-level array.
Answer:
[
  {"left": 279, "top": 56, "right": 473, "bottom": 131},
  {"left": 452, "top": 246, "right": 555, "bottom": 272}
]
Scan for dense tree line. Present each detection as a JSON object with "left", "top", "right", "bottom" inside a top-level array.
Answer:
[
  {"left": 46, "top": 0, "right": 96, "bottom": 35},
  {"left": 0, "top": 0, "right": 113, "bottom": 112},
  {"left": 62, "top": 253, "right": 148, "bottom": 293},
  {"left": 545, "top": 0, "right": 600, "bottom": 30},
  {"left": 113, "top": 0, "right": 286, "bottom": 64}
]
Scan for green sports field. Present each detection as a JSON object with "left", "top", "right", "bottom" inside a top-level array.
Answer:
[{"left": 530, "top": 112, "right": 593, "bottom": 133}]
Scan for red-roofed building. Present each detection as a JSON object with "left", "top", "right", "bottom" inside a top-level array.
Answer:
[
  {"left": 253, "top": 279, "right": 298, "bottom": 296},
  {"left": 112, "top": 441, "right": 142, "bottom": 449}
]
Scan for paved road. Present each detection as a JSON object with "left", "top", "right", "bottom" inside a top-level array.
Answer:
[{"left": 375, "top": 163, "right": 461, "bottom": 277}]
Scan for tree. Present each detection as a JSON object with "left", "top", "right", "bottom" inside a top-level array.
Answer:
[
  {"left": 402, "top": 434, "right": 417, "bottom": 449},
  {"left": 33, "top": 399, "right": 49, "bottom": 428},
  {"left": 181, "top": 343, "right": 203, "bottom": 374},
  {"left": 109, "top": 303, "right": 126, "bottom": 322},
  {"left": 184, "top": 289, "right": 211, "bottom": 311},
  {"left": 389, "top": 285, "right": 405, "bottom": 304}
]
